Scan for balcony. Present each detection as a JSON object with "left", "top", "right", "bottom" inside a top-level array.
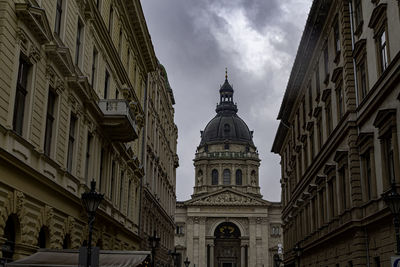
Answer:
[{"left": 98, "top": 100, "right": 138, "bottom": 142}]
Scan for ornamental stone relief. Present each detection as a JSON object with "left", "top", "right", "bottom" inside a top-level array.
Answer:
[{"left": 191, "top": 192, "right": 264, "bottom": 206}]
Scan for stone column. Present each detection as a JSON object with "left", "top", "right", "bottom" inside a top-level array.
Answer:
[
  {"left": 249, "top": 218, "right": 256, "bottom": 267},
  {"left": 210, "top": 244, "right": 214, "bottom": 267},
  {"left": 187, "top": 217, "right": 194, "bottom": 264},
  {"left": 199, "top": 218, "right": 206, "bottom": 267},
  {"left": 240, "top": 244, "right": 246, "bottom": 267}
]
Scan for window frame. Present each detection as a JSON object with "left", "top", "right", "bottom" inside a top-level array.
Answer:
[
  {"left": 44, "top": 89, "right": 57, "bottom": 156},
  {"left": 66, "top": 113, "right": 77, "bottom": 173},
  {"left": 13, "top": 57, "right": 31, "bottom": 136}
]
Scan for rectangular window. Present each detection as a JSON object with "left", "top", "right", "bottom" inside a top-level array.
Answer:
[
  {"left": 354, "top": 0, "right": 362, "bottom": 27},
  {"left": 67, "top": 114, "right": 77, "bottom": 172},
  {"left": 75, "top": 20, "right": 83, "bottom": 65},
  {"left": 334, "top": 19, "right": 341, "bottom": 54},
  {"left": 44, "top": 90, "right": 56, "bottom": 156},
  {"left": 315, "top": 66, "right": 320, "bottom": 97},
  {"left": 336, "top": 85, "right": 344, "bottom": 120},
  {"left": 378, "top": 30, "right": 388, "bottom": 73},
  {"left": 357, "top": 59, "right": 368, "bottom": 100},
  {"left": 127, "top": 48, "right": 130, "bottom": 74},
  {"left": 91, "top": 48, "right": 98, "bottom": 86},
  {"left": 85, "top": 133, "right": 92, "bottom": 182},
  {"left": 127, "top": 180, "right": 132, "bottom": 217},
  {"left": 99, "top": 148, "right": 104, "bottom": 192},
  {"left": 317, "top": 116, "right": 323, "bottom": 150},
  {"left": 363, "top": 149, "right": 372, "bottom": 200},
  {"left": 329, "top": 179, "right": 336, "bottom": 218},
  {"left": 55, "top": 0, "right": 63, "bottom": 35},
  {"left": 324, "top": 45, "right": 329, "bottom": 78},
  {"left": 308, "top": 85, "right": 313, "bottom": 116},
  {"left": 384, "top": 135, "right": 395, "bottom": 185},
  {"left": 108, "top": 5, "right": 113, "bottom": 34},
  {"left": 326, "top": 100, "right": 332, "bottom": 135},
  {"left": 118, "top": 28, "right": 123, "bottom": 56},
  {"left": 119, "top": 170, "right": 124, "bottom": 209},
  {"left": 303, "top": 141, "right": 308, "bottom": 168},
  {"left": 339, "top": 168, "right": 347, "bottom": 211},
  {"left": 13, "top": 57, "right": 30, "bottom": 135},
  {"left": 310, "top": 131, "right": 314, "bottom": 159},
  {"left": 110, "top": 161, "right": 115, "bottom": 201},
  {"left": 104, "top": 70, "right": 110, "bottom": 99},
  {"left": 374, "top": 257, "right": 381, "bottom": 267},
  {"left": 302, "top": 99, "right": 306, "bottom": 129}
]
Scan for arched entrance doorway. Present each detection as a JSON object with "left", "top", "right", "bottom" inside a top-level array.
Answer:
[{"left": 213, "top": 222, "right": 241, "bottom": 267}]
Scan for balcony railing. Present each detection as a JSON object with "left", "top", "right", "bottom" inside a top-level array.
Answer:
[
  {"left": 195, "top": 151, "right": 259, "bottom": 160},
  {"left": 98, "top": 99, "right": 138, "bottom": 142}
]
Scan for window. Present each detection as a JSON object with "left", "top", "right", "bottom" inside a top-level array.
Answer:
[
  {"left": 357, "top": 58, "right": 368, "bottom": 101},
  {"left": 374, "top": 257, "right": 381, "bottom": 267},
  {"left": 235, "top": 169, "right": 242, "bottom": 185},
  {"left": 363, "top": 149, "right": 373, "bottom": 200},
  {"left": 91, "top": 48, "right": 98, "bottom": 86},
  {"left": 308, "top": 85, "right": 312, "bottom": 116},
  {"left": 212, "top": 169, "right": 218, "bottom": 185},
  {"left": 104, "top": 70, "right": 110, "bottom": 99},
  {"left": 377, "top": 30, "right": 388, "bottom": 73},
  {"left": 67, "top": 114, "right": 77, "bottom": 172},
  {"left": 127, "top": 48, "right": 130, "bottom": 75},
  {"left": 99, "top": 148, "right": 104, "bottom": 192},
  {"left": 334, "top": 18, "right": 340, "bottom": 55},
  {"left": 54, "top": 0, "right": 63, "bottom": 35},
  {"left": 326, "top": 100, "right": 332, "bottom": 135},
  {"left": 336, "top": 84, "right": 344, "bottom": 120},
  {"left": 75, "top": 20, "right": 83, "bottom": 65},
  {"left": 127, "top": 180, "right": 132, "bottom": 217},
  {"left": 110, "top": 161, "right": 115, "bottom": 202},
  {"left": 13, "top": 57, "right": 30, "bottom": 135},
  {"left": 119, "top": 171, "right": 124, "bottom": 209},
  {"left": 303, "top": 141, "right": 308, "bottom": 169},
  {"left": 354, "top": 0, "right": 363, "bottom": 29},
  {"left": 44, "top": 90, "right": 56, "bottom": 156},
  {"left": 384, "top": 135, "right": 395, "bottom": 185},
  {"left": 85, "top": 133, "right": 92, "bottom": 182},
  {"left": 323, "top": 44, "right": 329, "bottom": 80},
  {"left": 118, "top": 28, "right": 123, "bottom": 56},
  {"left": 328, "top": 178, "right": 336, "bottom": 219},
  {"left": 108, "top": 5, "right": 113, "bottom": 34},
  {"left": 317, "top": 116, "right": 323, "bottom": 151},
  {"left": 302, "top": 98, "right": 306, "bottom": 129},
  {"left": 315, "top": 65, "right": 320, "bottom": 98},
  {"left": 339, "top": 167, "right": 348, "bottom": 211},
  {"left": 223, "top": 169, "right": 231, "bottom": 185},
  {"left": 310, "top": 130, "right": 315, "bottom": 159}
]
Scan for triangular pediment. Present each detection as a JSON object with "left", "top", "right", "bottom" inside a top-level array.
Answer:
[{"left": 185, "top": 189, "right": 268, "bottom": 206}]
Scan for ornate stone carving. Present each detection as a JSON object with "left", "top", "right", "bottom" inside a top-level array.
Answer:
[{"left": 189, "top": 191, "right": 265, "bottom": 206}]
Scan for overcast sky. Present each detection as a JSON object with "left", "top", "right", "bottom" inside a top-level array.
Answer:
[{"left": 141, "top": 0, "right": 313, "bottom": 202}]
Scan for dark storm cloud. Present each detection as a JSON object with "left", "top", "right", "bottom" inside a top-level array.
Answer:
[{"left": 141, "top": 0, "right": 312, "bottom": 201}]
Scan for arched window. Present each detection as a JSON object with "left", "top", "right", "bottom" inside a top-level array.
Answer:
[
  {"left": 212, "top": 169, "right": 218, "bottom": 185},
  {"left": 236, "top": 169, "right": 242, "bottom": 185},
  {"left": 223, "top": 169, "right": 231, "bottom": 185},
  {"left": 37, "top": 226, "right": 49, "bottom": 248},
  {"left": 3, "top": 216, "right": 18, "bottom": 261},
  {"left": 63, "top": 234, "right": 71, "bottom": 249}
]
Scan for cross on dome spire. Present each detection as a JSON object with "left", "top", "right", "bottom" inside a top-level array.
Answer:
[{"left": 225, "top": 67, "right": 228, "bottom": 80}]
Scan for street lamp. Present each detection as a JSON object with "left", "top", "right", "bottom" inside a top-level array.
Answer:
[
  {"left": 382, "top": 183, "right": 400, "bottom": 254},
  {"left": 293, "top": 243, "right": 302, "bottom": 267},
  {"left": 168, "top": 248, "right": 179, "bottom": 267},
  {"left": 273, "top": 254, "right": 282, "bottom": 267},
  {"left": 81, "top": 180, "right": 104, "bottom": 267},
  {"left": 148, "top": 230, "right": 160, "bottom": 267},
  {"left": 183, "top": 257, "right": 190, "bottom": 267}
]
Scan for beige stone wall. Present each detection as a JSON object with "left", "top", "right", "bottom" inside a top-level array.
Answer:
[
  {"left": 273, "top": 0, "right": 400, "bottom": 266},
  {"left": 0, "top": 0, "right": 156, "bottom": 259},
  {"left": 140, "top": 65, "right": 178, "bottom": 265}
]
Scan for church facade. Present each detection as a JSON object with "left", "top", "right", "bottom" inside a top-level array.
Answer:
[{"left": 175, "top": 75, "right": 282, "bottom": 267}]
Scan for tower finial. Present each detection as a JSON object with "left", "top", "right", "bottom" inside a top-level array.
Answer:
[{"left": 225, "top": 67, "right": 228, "bottom": 80}]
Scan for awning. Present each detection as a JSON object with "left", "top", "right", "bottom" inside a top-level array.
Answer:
[{"left": 6, "top": 249, "right": 151, "bottom": 267}]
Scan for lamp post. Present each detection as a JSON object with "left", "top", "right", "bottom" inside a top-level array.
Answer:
[
  {"left": 168, "top": 248, "right": 179, "bottom": 267},
  {"left": 293, "top": 243, "right": 302, "bottom": 267},
  {"left": 148, "top": 230, "right": 160, "bottom": 267},
  {"left": 382, "top": 183, "right": 400, "bottom": 254},
  {"left": 183, "top": 257, "right": 190, "bottom": 267},
  {"left": 81, "top": 180, "right": 104, "bottom": 267}
]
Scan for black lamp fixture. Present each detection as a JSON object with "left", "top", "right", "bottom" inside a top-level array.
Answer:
[
  {"left": 184, "top": 257, "right": 190, "bottom": 267},
  {"left": 382, "top": 183, "right": 400, "bottom": 254},
  {"left": 273, "top": 253, "right": 282, "bottom": 267},
  {"left": 81, "top": 180, "right": 104, "bottom": 267},
  {"left": 148, "top": 230, "right": 160, "bottom": 267},
  {"left": 293, "top": 243, "right": 302, "bottom": 267},
  {"left": 168, "top": 248, "right": 179, "bottom": 267}
]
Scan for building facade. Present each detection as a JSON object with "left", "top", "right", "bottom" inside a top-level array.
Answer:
[
  {"left": 272, "top": 0, "right": 400, "bottom": 266},
  {"left": 0, "top": 0, "right": 158, "bottom": 262},
  {"left": 140, "top": 63, "right": 178, "bottom": 266},
  {"left": 175, "top": 75, "right": 282, "bottom": 267}
]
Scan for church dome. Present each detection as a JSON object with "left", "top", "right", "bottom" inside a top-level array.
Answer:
[{"left": 200, "top": 72, "right": 254, "bottom": 146}]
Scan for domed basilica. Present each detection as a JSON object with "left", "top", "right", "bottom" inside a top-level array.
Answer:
[{"left": 175, "top": 73, "right": 282, "bottom": 267}]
